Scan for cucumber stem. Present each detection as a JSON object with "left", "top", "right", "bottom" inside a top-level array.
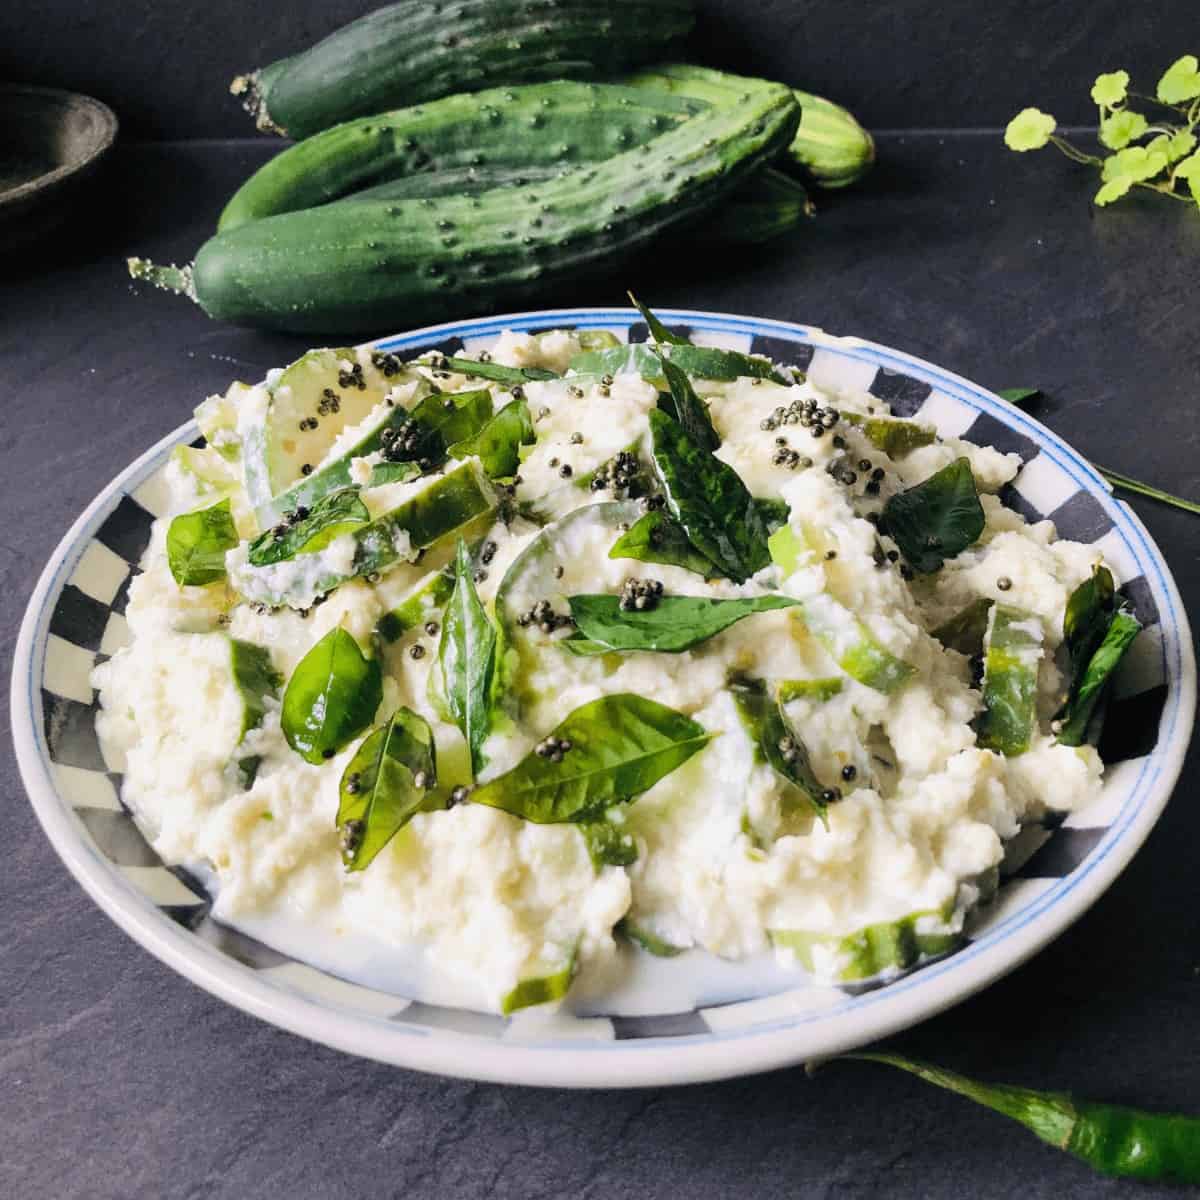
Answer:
[{"left": 126, "top": 257, "right": 197, "bottom": 299}]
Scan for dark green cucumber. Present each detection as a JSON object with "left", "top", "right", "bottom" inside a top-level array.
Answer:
[
  {"left": 137, "top": 75, "right": 800, "bottom": 334},
  {"left": 625, "top": 64, "right": 875, "bottom": 189},
  {"left": 232, "top": 0, "right": 695, "bottom": 140},
  {"left": 219, "top": 82, "right": 702, "bottom": 231}
]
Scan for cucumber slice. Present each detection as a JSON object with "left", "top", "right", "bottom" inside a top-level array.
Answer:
[
  {"left": 494, "top": 499, "right": 642, "bottom": 705},
  {"left": 795, "top": 594, "right": 917, "bottom": 694},
  {"left": 195, "top": 382, "right": 250, "bottom": 462},
  {"left": 376, "top": 568, "right": 456, "bottom": 643},
  {"left": 500, "top": 948, "right": 578, "bottom": 1015},
  {"left": 977, "top": 604, "right": 1043, "bottom": 756},
  {"left": 241, "top": 346, "right": 399, "bottom": 517},
  {"left": 771, "top": 907, "right": 960, "bottom": 983},
  {"left": 231, "top": 460, "right": 497, "bottom": 609},
  {"left": 229, "top": 637, "right": 280, "bottom": 738},
  {"left": 777, "top": 677, "right": 844, "bottom": 703},
  {"left": 617, "top": 917, "right": 685, "bottom": 957},
  {"left": 841, "top": 412, "right": 937, "bottom": 458},
  {"left": 258, "top": 398, "right": 420, "bottom": 528}
]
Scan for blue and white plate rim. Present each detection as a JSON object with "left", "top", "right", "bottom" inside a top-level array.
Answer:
[{"left": 10, "top": 306, "right": 1196, "bottom": 1088}]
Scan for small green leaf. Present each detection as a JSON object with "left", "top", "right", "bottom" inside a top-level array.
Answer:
[
  {"left": 608, "top": 509, "right": 721, "bottom": 578},
  {"left": 881, "top": 458, "right": 985, "bottom": 574},
  {"left": 1102, "top": 144, "right": 1170, "bottom": 183},
  {"left": 657, "top": 352, "right": 720, "bottom": 453},
  {"left": 281, "top": 627, "right": 383, "bottom": 764},
  {"left": 410, "top": 387, "right": 494, "bottom": 450},
  {"left": 1004, "top": 107, "right": 1057, "bottom": 151},
  {"left": 627, "top": 291, "right": 689, "bottom": 345},
  {"left": 996, "top": 387, "right": 1042, "bottom": 405},
  {"left": 447, "top": 398, "right": 534, "bottom": 478},
  {"left": 439, "top": 538, "right": 497, "bottom": 778},
  {"left": 1094, "top": 176, "right": 1136, "bottom": 206},
  {"left": 566, "top": 593, "right": 800, "bottom": 654},
  {"left": 337, "top": 707, "right": 437, "bottom": 871},
  {"left": 841, "top": 413, "right": 937, "bottom": 457},
  {"left": 166, "top": 498, "right": 239, "bottom": 586},
  {"left": 1090, "top": 69, "right": 1130, "bottom": 107},
  {"left": 430, "top": 357, "right": 558, "bottom": 384},
  {"left": 1063, "top": 565, "right": 1117, "bottom": 671},
  {"left": 471, "top": 694, "right": 712, "bottom": 824},
  {"left": 247, "top": 488, "right": 369, "bottom": 566},
  {"left": 1057, "top": 611, "right": 1141, "bottom": 746},
  {"left": 648, "top": 408, "right": 771, "bottom": 583},
  {"left": 1176, "top": 151, "right": 1200, "bottom": 204},
  {"left": 1157, "top": 54, "right": 1200, "bottom": 104},
  {"left": 730, "top": 676, "right": 829, "bottom": 822},
  {"left": 931, "top": 597, "right": 994, "bottom": 657},
  {"left": 1148, "top": 129, "right": 1197, "bottom": 162},
  {"left": 1099, "top": 109, "right": 1148, "bottom": 150}
]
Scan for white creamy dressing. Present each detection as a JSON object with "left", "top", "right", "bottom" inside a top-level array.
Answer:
[{"left": 93, "top": 327, "right": 1108, "bottom": 1015}]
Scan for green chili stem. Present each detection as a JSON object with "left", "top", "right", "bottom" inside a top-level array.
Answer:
[
  {"left": 1095, "top": 465, "right": 1200, "bottom": 515},
  {"left": 836, "top": 1052, "right": 1200, "bottom": 1183}
]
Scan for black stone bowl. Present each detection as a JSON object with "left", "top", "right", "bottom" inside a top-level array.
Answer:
[{"left": 0, "top": 85, "right": 118, "bottom": 253}]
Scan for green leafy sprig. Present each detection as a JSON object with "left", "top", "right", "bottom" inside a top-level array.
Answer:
[{"left": 1005, "top": 55, "right": 1200, "bottom": 208}]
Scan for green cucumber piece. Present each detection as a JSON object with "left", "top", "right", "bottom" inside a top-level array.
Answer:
[
  {"left": 796, "top": 593, "right": 917, "bottom": 694},
  {"left": 932, "top": 598, "right": 994, "bottom": 657},
  {"left": 376, "top": 568, "right": 456, "bottom": 643},
  {"left": 221, "top": 81, "right": 702, "bottom": 229},
  {"left": 500, "top": 948, "right": 579, "bottom": 1015},
  {"left": 771, "top": 908, "right": 959, "bottom": 982},
  {"left": 229, "top": 638, "right": 281, "bottom": 740},
  {"left": 777, "top": 677, "right": 844, "bottom": 703},
  {"left": 234, "top": 1, "right": 696, "bottom": 140},
  {"left": 977, "top": 605, "right": 1044, "bottom": 756},
  {"left": 841, "top": 412, "right": 937, "bottom": 458},
  {"left": 241, "top": 347, "right": 396, "bottom": 516},
  {"left": 140, "top": 74, "right": 800, "bottom": 333},
  {"left": 617, "top": 918, "right": 685, "bottom": 957},
  {"left": 194, "top": 383, "right": 249, "bottom": 462},
  {"left": 232, "top": 460, "right": 497, "bottom": 608}
]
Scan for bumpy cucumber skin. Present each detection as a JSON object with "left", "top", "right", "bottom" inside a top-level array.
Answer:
[
  {"left": 625, "top": 64, "right": 875, "bottom": 190},
  {"left": 192, "top": 78, "right": 801, "bottom": 333},
  {"left": 220, "top": 82, "right": 701, "bottom": 232},
  {"left": 247, "top": 0, "right": 696, "bottom": 141}
]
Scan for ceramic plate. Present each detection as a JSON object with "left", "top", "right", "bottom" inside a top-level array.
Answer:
[{"left": 12, "top": 308, "right": 1195, "bottom": 1087}]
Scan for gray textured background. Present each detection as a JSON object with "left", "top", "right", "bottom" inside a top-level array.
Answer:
[
  {"left": 3, "top": 0, "right": 1195, "bottom": 137},
  {"left": 4, "top": 2, "right": 1200, "bottom": 1198}
]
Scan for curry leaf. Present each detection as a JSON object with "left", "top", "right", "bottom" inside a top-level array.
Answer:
[
  {"left": 648, "top": 408, "right": 771, "bottom": 583},
  {"left": 470, "top": 693, "right": 712, "bottom": 823},
  {"left": 426, "top": 356, "right": 558, "bottom": 384},
  {"left": 566, "top": 594, "right": 800, "bottom": 654},
  {"left": 281, "top": 627, "right": 383, "bottom": 764},
  {"left": 932, "top": 597, "right": 994, "bottom": 657},
  {"left": 369, "top": 460, "right": 423, "bottom": 486},
  {"left": 337, "top": 707, "right": 437, "bottom": 871},
  {"left": 658, "top": 352, "right": 720, "bottom": 452},
  {"left": 996, "top": 387, "right": 1042, "bottom": 405},
  {"left": 628, "top": 291, "right": 690, "bottom": 345},
  {"left": 1063, "top": 565, "right": 1117, "bottom": 671},
  {"left": 730, "top": 676, "right": 829, "bottom": 822},
  {"left": 608, "top": 510, "right": 722, "bottom": 578},
  {"left": 410, "top": 387, "right": 494, "bottom": 450},
  {"left": 881, "top": 458, "right": 985, "bottom": 574},
  {"left": 447, "top": 398, "right": 534, "bottom": 478},
  {"left": 1056, "top": 610, "right": 1141, "bottom": 746},
  {"left": 166, "top": 498, "right": 239, "bottom": 586},
  {"left": 439, "top": 538, "right": 497, "bottom": 777},
  {"left": 247, "top": 488, "right": 369, "bottom": 566}
]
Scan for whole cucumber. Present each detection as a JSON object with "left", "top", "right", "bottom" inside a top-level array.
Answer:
[
  {"left": 132, "top": 76, "right": 799, "bottom": 333},
  {"left": 232, "top": 0, "right": 695, "bottom": 140},
  {"left": 219, "top": 82, "right": 702, "bottom": 231},
  {"left": 624, "top": 63, "right": 875, "bottom": 189}
]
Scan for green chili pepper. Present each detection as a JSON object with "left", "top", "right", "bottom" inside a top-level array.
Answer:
[{"left": 837, "top": 1053, "right": 1200, "bottom": 1183}]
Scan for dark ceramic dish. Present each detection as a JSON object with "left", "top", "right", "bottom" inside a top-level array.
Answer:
[{"left": 0, "top": 85, "right": 118, "bottom": 252}]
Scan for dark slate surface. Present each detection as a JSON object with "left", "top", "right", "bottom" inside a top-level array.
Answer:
[
  {"left": 2, "top": 136, "right": 1199, "bottom": 1199},
  {"left": 3, "top": 0, "right": 1194, "bottom": 138}
]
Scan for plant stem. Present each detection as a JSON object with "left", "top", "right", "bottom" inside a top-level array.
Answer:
[
  {"left": 1095, "top": 465, "right": 1200, "bottom": 515},
  {"left": 1049, "top": 135, "right": 1103, "bottom": 166}
]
